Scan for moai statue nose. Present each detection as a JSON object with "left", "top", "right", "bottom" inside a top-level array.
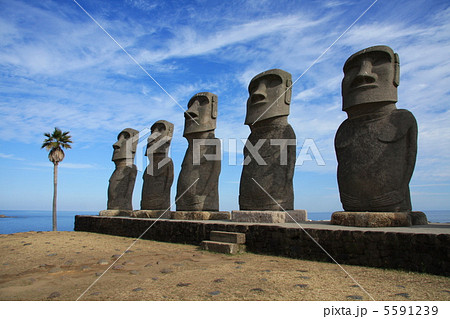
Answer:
[
  {"left": 353, "top": 60, "right": 376, "bottom": 86},
  {"left": 251, "top": 81, "right": 267, "bottom": 104}
]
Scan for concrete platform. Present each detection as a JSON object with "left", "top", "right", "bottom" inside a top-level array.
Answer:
[{"left": 75, "top": 215, "right": 450, "bottom": 276}]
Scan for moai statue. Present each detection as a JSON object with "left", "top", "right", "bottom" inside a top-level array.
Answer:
[
  {"left": 141, "top": 120, "right": 174, "bottom": 210},
  {"left": 176, "top": 92, "right": 221, "bottom": 211},
  {"left": 239, "top": 69, "right": 296, "bottom": 211},
  {"left": 107, "top": 128, "right": 139, "bottom": 210},
  {"left": 335, "top": 45, "right": 417, "bottom": 212}
]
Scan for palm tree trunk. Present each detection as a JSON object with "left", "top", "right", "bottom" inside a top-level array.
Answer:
[{"left": 53, "top": 163, "right": 58, "bottom": 231}]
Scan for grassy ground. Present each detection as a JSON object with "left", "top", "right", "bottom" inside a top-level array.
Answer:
[{"left": 0, "top": 231, "right": 448, "bottom": 301}]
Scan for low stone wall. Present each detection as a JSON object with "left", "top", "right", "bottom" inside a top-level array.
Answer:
[{"left": 74, "top": 215, "right": 449, "bottom": 276}]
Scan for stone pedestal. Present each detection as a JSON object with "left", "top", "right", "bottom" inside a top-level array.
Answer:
[
  {"left": 231, "top": 210, "right": 307, "bottom": 223},
  {"left": 331, "top": 211, "right": 428, "bottom": 227},
  {"left": 99, "top": 210, "right": 133, "bottom": 217},
  {"left": 285, "top": 210, "right": 308, "bottom": 223},
  {"left": 171, "top": 211, "right": 231, "bottom": 221},
  {"left": 132, "top": 210, "right": 171, "bottom": 219},
  {"left": 99, "top": 210, "right": 171, "bottom": 219}
]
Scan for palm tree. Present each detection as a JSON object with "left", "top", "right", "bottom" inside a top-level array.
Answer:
[{"left": 41, "top": 128, "right": 73, "bottom": 231}]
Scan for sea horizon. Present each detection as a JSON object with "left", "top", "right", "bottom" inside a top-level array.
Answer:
[{"left": 1, "top": 209, "right": 449, "bottom": 235}]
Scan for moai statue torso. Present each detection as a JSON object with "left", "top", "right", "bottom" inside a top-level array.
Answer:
[
  {"left": 141, "top": 120, "right": 174, "bottom": 210},
  {"left": 239, "top": 69, "right": 296, "bottom": 211},
  {"left": 176, "top": 92, "right": 221, "bottom": 211},
  {"left": 107, "top": 128, "right": 139, "bottom": 210},
  {"left": 335, "top": 45, "right": 417, "bottom": 212}
]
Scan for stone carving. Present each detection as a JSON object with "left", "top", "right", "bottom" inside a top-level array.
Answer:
[
  {"left": 176, "top": 92, "right": 221, "bottom": 211},
  {"left": 141, "top": 120, "right": 174, "bottom": 210},
  {"left": 335, "top": 45, "right": 417, "bottom": 212},
  {"left": 239, "top": 69, "right": 296, "bottom": 210},
  {"left": 107, "top": 128, "right": 139, "bottom": 210}
]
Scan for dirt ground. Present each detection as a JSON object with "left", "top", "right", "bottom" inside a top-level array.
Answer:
[{"left": 0, "top": 231, "right": 448, "bottom": 301}]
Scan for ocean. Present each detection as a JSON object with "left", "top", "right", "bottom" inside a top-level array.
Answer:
[
  {"left": 0, "top": 210, "right": 449, "bottom": 234},
  {"left": 0, "top": 210, "right": 98, "bottom": 234}
]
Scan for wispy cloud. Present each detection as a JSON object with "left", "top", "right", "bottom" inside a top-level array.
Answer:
[
  {"left": 0, "top": 153, "right": 24, "bottom": 161},
  {"left": 30, "top": 162, "right": 98, "bottom": 169},
  {"left": 126, "top": 0, "right": 158, "bottom": 12},
  {"left": 137, "top": 14, "right": 326, "bottom": 64}
]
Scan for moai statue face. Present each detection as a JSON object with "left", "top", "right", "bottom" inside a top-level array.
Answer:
[
  {"left": 183, "top": 92, "right": 217, "bottom": 137},
  {"left": 245, "top": 69, "right": 292, "bottom": 125},
  {"left": 342, "top": 45, "right": 400, "bottom": 111},
  {"left": 112, "top": 128, "right": 139, "bottom": 162},
  {"left": 146, "top": 120, "right": 174, "bottom": 155}
]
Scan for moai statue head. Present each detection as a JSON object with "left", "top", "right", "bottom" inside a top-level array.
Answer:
[
  {"left": 146, "top": 120, "right": 174, "bottom": 156},
  {"left": 342, "top": 45, "right": 400, "bottom": 112},
  {"left": 245, "top": 68, "right": 292, "bottom": 125},
  {"left": 112, "top": 128, "right": 139, "bottom": 164},
  {"left": 183, "top": 92, "right": 218, "bottom": 137}
]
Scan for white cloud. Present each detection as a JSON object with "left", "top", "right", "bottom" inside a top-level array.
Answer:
[
  {"left": 137, "top": 14, "right": 327, "bottom": 64},
  {"left": 29, "top": 162, "right": 97, "bottom": 169},
  {"left": 60, "top": 163, "right": 98, "bottom": 169},
  {"left": 126, "top": 0, "right": 158, "bottom": 11},
  {"left": 0, "top": 153, "right": 24, "bottom": 161}
]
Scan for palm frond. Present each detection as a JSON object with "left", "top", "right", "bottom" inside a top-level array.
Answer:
[{"left": 41, "top": 127, "right": 73, "bottom": 163}]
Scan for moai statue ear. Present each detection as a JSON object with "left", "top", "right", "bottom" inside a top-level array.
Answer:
[
  {"left": 167, "top": 122, "right": 174, "bottom": 137},
  {"left": 394, "top": 53, "right": 400, "bottom": 87},
  {"left": 211, "top": 94, "right": 218, "bottom": 119},
  {"left": 285, "top": 79, "right": 292, "bottom": 105}
]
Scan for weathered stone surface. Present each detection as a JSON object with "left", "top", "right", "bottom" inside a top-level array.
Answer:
[
  {"left": 336, "top": 46, "right": 419, "bottom": 214},
  {"left": 239, "top": 69, "right": 295, "bottom": 211},
  {"left": 107, "top": 128, "right": 139, "bottom": 210},
  {"left": 99, "top": 210, "right": 133, "bottom": 216},
  {"left": 210, "top": 231, "right": 245, "bottom": 244},
  {"left": 176, "top": 92, "right": 221, "bottom": 211},
  {"left": 331, "top": 211, "right": 413, "bottom": 227},
  {"left": 171, "top": 211, "right": 230, "bottom": 220},
  {"left": 141, "top": 120, "right": 174, "bottom": 210},
  {"left": 208, "top": 211, "right": 231, "bottom": 220},
  {"left": 231, "top": 210, "right": 306, "bottom": 223},
  {"left": 232, "top": 211, "right": 286, "bottom": 223},
  {"left": 132, "top": 210, "right": 171, "bottom": 219},
  {"left": 200, "top": 241, "right": 245, "bottom": 254},
  {"left": 172, "top": 211, "right": 210, "bottom": 220},
  {"left": 99, "top": 210, "right": 171, "bottom": 218},
  {"left": 285, "top": 210, "right": 308, "bottom": 223},
  {"left": 409, "top": 211, "right": 428, "bottom": 225}
]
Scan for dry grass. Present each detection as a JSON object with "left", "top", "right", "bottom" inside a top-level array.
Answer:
[{"left": 0, "top": 231, "right": 448, "bottom": 301}]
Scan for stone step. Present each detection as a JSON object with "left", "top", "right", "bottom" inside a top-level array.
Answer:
[
  {"left": 210, "top": 231, "right": 246, "bottom": 244},
  {"left": 200, "top": 240, "right": 245, "bottom": 254}
]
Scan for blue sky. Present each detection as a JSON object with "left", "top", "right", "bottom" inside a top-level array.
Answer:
[{"left": 0, "top": 0, "right": 449, "bottom": 214}]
